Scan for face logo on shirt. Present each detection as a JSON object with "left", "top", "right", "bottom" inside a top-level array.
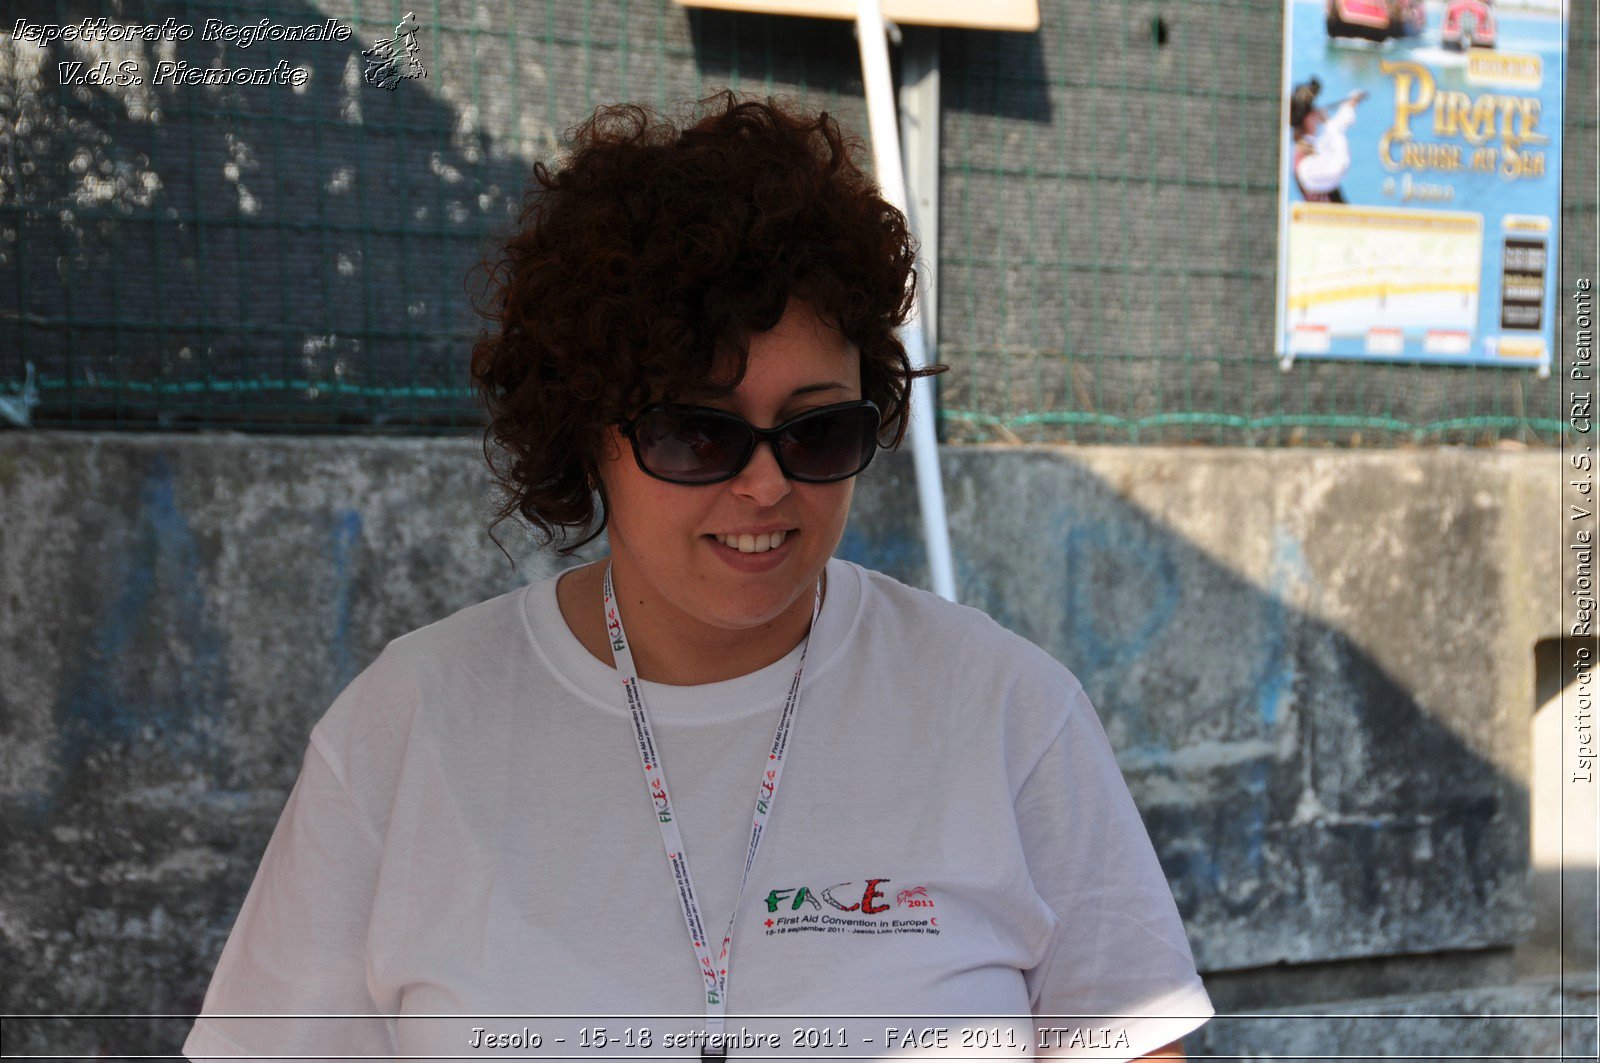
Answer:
[
  {"left": 763, "top": 879, "right": 888, "bottom": 913},
  {"left": 760, "top": 880, "right": 940, "bottom": 937},
  {"left": 606, "top": 606, "right": 624, "bottom": 651},
  {"left": 648, "top": 776, "right": 670, "bottom": 823}
]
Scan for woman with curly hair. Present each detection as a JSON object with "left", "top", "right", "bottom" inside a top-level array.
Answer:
[{"left": 184, "top": 91, "right": 1211, "bottom": 1062}]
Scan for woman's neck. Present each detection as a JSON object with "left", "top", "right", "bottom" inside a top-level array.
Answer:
[{"left": 555, "top": 558, "right": 824, "bottom": 686}]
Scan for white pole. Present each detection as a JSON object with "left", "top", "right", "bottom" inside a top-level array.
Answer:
[{"left": 855, "top": 0, "right": 958, "bottom": 603}]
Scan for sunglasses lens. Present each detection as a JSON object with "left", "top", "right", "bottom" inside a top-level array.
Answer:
[
  {"left": 633, "top": 409, "right": 748, "bottom": 483},
  {"left": 779, "top": 405, "right": 880, "bottom": 481},
  {"left": 628, "top": 403, "right": 880, "bottom": 484}
]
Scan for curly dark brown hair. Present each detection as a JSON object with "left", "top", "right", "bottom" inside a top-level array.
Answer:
[{"left": 469, "top": 89, "right": 946, "bottom": 558}]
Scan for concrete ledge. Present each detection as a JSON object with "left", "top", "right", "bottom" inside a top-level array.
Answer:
[{"left": 1192, "top": 972, "right": 1599, "bottom": 1062}]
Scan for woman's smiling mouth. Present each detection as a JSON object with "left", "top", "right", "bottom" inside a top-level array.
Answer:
[
  {"left": 704, "top": 529, "right": 798, "bottom": 567},
  {"left": 711, "top": 530, "right": 790, "bottom": 553}
]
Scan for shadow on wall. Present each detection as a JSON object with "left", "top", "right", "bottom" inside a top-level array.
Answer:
[
  {"left": 4, "top": 0, "right": 542, "bottom": 428},
  {"left": 844, "top": 448, "right": 1534, "bottom": 984}
]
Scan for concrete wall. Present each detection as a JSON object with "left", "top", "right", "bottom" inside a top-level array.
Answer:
[
  {"left": 0, "top": 433, "right": 1581, "bottom": 1055},
  {"left": 1193, "top": 978, "right": 1597, "bottom": 1061}
]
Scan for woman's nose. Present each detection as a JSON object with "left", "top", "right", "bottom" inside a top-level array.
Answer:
[{"left": 729, "top": 439, "right": 792, "bottom": 507}]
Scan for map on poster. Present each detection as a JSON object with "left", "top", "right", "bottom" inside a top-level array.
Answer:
[{"left": 1274, "top": 0, "right": 1566, "bottom": 372}]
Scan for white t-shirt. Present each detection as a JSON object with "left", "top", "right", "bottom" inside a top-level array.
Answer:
[{"left": 183, "top": 558, "right": 1213, "bottom": 1061}]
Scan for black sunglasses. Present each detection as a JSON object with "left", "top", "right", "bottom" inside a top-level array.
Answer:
[{"left": 616, "top": 399, "right": 882, "bottom": 485}]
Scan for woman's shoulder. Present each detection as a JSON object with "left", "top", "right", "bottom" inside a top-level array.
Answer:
[
  {"left": 386, "top": 580, "right": 537, "bottom": 663},
  {"left": 300, "top": 579, "right": 556, "bottom": 836},
  {"left": 848, "top": 560, "right": 1076, "bottom": 670},
  {"left": 311, "top": 581, "right": 539, "bottom": 745},
  {"left": 841, "top": 559, "right": 1089, "bottom": 716},
  {"left": 839, "top": 560, "right": 1095, "bottom": 795}
]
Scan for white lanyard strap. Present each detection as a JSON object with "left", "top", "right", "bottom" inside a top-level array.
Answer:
[{"left": 602, "top": 563, "right": 823, "bottom": 1059}]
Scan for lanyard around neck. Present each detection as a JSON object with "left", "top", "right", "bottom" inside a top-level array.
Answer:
[{"left": 601, "top": 563, "right": 824, "bottom": 1061}]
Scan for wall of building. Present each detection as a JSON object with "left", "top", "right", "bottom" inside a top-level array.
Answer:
[{"left": 0, "top": 433, "right": 1584, "bottom": 1055}]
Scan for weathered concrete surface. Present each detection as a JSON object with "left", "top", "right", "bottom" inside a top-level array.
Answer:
[
  {"left": 0, "top": 434, "right": 555, "bottom": 1041},
  {"left": 0, "top": 433, "right": 1574, "bottom": 1054},
  {"left": 851, "top": 444, "right": 1561, "bottom": 975},
  {"left": 1191, "top": 972, "right": 1599, "bottom": 1062}
]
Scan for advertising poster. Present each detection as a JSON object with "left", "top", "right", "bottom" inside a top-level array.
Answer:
[{"left": 1275, "top": 0, "right": 1567, "bottom": 374}]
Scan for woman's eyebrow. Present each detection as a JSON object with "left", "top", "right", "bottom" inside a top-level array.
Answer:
[{"left": 790, "top": 381, "right": 850, "bottom": 396}]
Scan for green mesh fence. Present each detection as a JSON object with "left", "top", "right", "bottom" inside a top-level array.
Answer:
[{"left": 0, "top": 0, "right": 1593, "bottom": 443}]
